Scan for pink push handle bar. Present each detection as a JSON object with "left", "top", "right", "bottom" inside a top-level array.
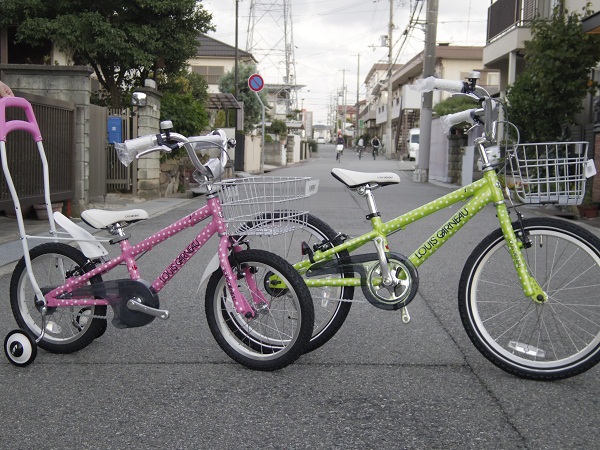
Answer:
[{"left": 0, "top": 96, "right": 42, "bottom": 142}]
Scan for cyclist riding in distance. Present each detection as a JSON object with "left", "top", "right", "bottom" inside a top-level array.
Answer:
[
  {"left": 335, "top": 132, "right": 344, "bottom": 162},
  {"left": 371, "top": 135, "right": 381, "bottom": 159},
  {"left": 357, "top": 137, "right": 364, "bottom": 159}
]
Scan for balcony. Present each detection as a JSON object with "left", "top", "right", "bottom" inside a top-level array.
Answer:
[
  {"left": 484, "top": 0, "right": 555, "bottom": 84},
  {"left": 487, "top": 0, "right": 553, "bottom": 43}
]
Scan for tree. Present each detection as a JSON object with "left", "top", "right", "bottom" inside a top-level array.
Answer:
[
  {"left": 506, "top": 3, "right": 600, "bottom": 142},
  {"left": 219, "top": 63, "right": 267, "bottom": 133},
  {"left": 0, "top": 0, "right": 214, "bottom": 108},
  {"left": 267, "top": 118, "right": 287, "bottom": 140},
  {"left": 159, "top": 72, "right": 210, "bottom": 142}
]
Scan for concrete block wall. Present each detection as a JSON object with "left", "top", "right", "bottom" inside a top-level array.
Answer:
[{"left": 0, "top": 64, "right": 93, "bottom": 215}]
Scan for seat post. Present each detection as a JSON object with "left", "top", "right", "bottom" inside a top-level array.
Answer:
[{"left": 358, "top": 185, "right": 380, "bottom": 218}]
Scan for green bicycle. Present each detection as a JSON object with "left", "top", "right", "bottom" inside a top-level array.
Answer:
[{"left": 238, "top": 74, "right": 600, "bottom": 380}]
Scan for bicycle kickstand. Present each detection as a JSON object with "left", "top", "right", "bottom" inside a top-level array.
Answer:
[{"left": 401, "top": 306, "right": 410, "bottom": 324}]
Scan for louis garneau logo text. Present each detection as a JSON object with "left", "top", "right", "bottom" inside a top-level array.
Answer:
[
  {"left": 415, "top": 208, "right": 468, "bottom": 259},
  {"left": 160, "top": 238, "right": 201, "bottom": 282}
]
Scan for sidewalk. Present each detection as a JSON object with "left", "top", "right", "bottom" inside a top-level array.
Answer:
[
  {"left": 0, "top": 166, "right": 279, "bottom": 270},
  {"left": 2, "top": 161, "right": 600, "bottom": 270},
  {"left": 0, "top": 193, "right": 197, "bottom": 270}
]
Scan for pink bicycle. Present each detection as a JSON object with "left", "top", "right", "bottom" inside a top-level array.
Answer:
[{"left": 2, "top": 97, "right": 314, "bottom": 370}]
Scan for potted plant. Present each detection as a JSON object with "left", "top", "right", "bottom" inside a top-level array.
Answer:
[
  {"left": 33, "top": 202, "right": 63, "bottom": 220},
  {"left": 578, "top": 182, "right": 599, "bottom": 219}
]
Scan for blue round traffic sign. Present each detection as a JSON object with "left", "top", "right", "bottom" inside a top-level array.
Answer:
[{"left": 248, "top": 73, "right": 264, "bottom": 92}]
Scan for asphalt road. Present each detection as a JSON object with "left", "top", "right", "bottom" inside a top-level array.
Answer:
[{"left": 1, "top": 143, "right": 599, "bottom": 449}]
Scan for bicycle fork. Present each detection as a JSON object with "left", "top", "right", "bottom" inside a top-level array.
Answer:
[{"left": 495, "top": 200, "right": 547, "bottom": 303}]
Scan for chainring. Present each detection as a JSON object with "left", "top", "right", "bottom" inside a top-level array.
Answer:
[{"left": 361, "top": 253, "right": 419, "bottom": 310}]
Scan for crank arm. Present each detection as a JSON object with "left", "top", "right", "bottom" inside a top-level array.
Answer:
[{"left": 127, "top": 299, "right": 170, "bottom": 320}]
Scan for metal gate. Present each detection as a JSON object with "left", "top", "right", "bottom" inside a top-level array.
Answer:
[
  {"left": 106, "top": 109, "right": 137, "bottom": 193},
  {"left": 88, "top": 104, "right": 108, "bottom": 200}
]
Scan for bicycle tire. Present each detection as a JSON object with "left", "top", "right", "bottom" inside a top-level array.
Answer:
[
  {"left": 205, "top": 249, "right": 314, "bottom": 371},
  {"left": 235, "top": 213, "right": 353, "bottom": 353},
  {"left": 10, "top": 242, "right": 107, "bottom": 354},
  {"left": 459, "top": 217, "right": 600, "bottom": 380}
]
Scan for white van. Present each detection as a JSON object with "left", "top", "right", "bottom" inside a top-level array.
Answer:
[{"left": 408, "top": 128, "right": 419, "bottom": 161}]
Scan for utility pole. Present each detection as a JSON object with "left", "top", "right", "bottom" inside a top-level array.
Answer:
[
  {"left": 414, "top": 0, "right": 438, "bottom": 183},
  {"left": 385, "top": 0, "right": 393, "bottom": 159},
  {"left": 339, "top": 69, "right": 348, "bottom": 138},
  {"left": 355, "top": 53, "right": 361, "bottom": 143},
  {"left": 234, "top": 0, "right": 239, "bottom": 101}
]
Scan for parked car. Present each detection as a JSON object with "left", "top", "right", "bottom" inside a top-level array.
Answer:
[
  {"left": 408, "top": 128, "right": 419, "bottom": 161},
  {"left": 317, "top": 137, "right": 326, "bottom": 144}
]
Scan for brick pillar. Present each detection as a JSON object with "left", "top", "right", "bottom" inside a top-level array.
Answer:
[
  {"left": 447, "top": 134, "right": 467, "bottom": 185},
  {"left": 133, "top": 85, "right": 162, "bottom": 199}
]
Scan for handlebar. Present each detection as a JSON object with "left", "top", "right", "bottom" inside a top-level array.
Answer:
[
  {"left": 115, "top": 128, "right": 235, "bottom": 181},
  {"left": 411, "top": 75, "right": 500, "bottom": 142}
]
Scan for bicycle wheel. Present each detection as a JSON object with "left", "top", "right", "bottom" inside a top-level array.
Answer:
[
  {"left": 236, "top": 214, "right": 353, "bottom": 352},
  {"left": 459, "top": 217, "right": 600, "bottom": 380},
  {"left": 205, "top": 249, "right": 314, "bottom": 371},
  {"left": 10, "top": 242, "right": 107, "bottom": 354}
]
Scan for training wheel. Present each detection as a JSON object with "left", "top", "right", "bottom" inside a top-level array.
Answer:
[{"left": 4, "top": 329, "right": 37, "bottom": 367}]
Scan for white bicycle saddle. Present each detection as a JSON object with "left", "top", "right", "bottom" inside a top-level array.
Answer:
[
  {"left": 331, "top": 168, "right": 400, "bottom": 188},
  {"left": 81, "top": 208, "right": 149, "bottom": 229}
]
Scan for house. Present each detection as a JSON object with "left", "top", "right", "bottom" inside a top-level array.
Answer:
[
  {"left": 363, "top": 45, "right": 498, "bottom": 157},
  {"left": 483, "top": 0, "right": 590, "bottom": 94},
  {"left": 360, "top": 63, "right": 401, "bottom": 139},
  {"left": 188, "top": 35, "right": 257, "bottom": 93}
]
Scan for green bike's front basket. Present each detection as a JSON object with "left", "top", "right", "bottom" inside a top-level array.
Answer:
[{"left": 507, "top": 142, "right": 591, "bottom": 205}]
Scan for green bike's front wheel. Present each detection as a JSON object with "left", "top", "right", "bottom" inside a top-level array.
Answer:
[
  {"left": 234, "top": 214, "right": 353, "bottom": 353},
  {"left": 459, "top": 217, "right": 600, "bottom": 380}
]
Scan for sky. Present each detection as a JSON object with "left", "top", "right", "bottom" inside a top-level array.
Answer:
[{"left": 201, "top": 0, "right": 490, "bottom": 124}]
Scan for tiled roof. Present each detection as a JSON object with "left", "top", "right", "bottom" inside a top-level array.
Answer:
[{"left": 195, "top": 35, "right": 256, "bottom": 62}]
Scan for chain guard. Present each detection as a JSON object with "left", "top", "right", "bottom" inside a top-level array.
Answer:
[{"left": 69, "top": 279, "right": 159, "bottom": 328}]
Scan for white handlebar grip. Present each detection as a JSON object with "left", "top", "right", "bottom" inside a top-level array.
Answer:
[
  {"left": 440, "top": 109, "right": 476, "bottom": 134},
  {"left": 432, "top": 78, "right": 465, "bottom": 92},
  {"left": 114, "top": 134, "right": 158, "bottom": 166},
  {"left": 411, "top": 76, "right": 465, "bottom": 93}
]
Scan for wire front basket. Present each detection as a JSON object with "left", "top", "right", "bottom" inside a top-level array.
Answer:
[
  {"left": 216, "top": 176, "right": 319, "bottom": 235},
  {"left": 507, "top": 142, "right": 590, "bottom": 205}
]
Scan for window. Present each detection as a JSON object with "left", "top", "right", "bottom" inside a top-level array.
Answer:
[{"left": 191, "top": 66, "right": 225, "bottom": 85}]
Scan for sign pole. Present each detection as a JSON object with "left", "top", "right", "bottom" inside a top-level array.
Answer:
[{"left": 254, "top": 91, "right": 266, "bottom": 174}]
